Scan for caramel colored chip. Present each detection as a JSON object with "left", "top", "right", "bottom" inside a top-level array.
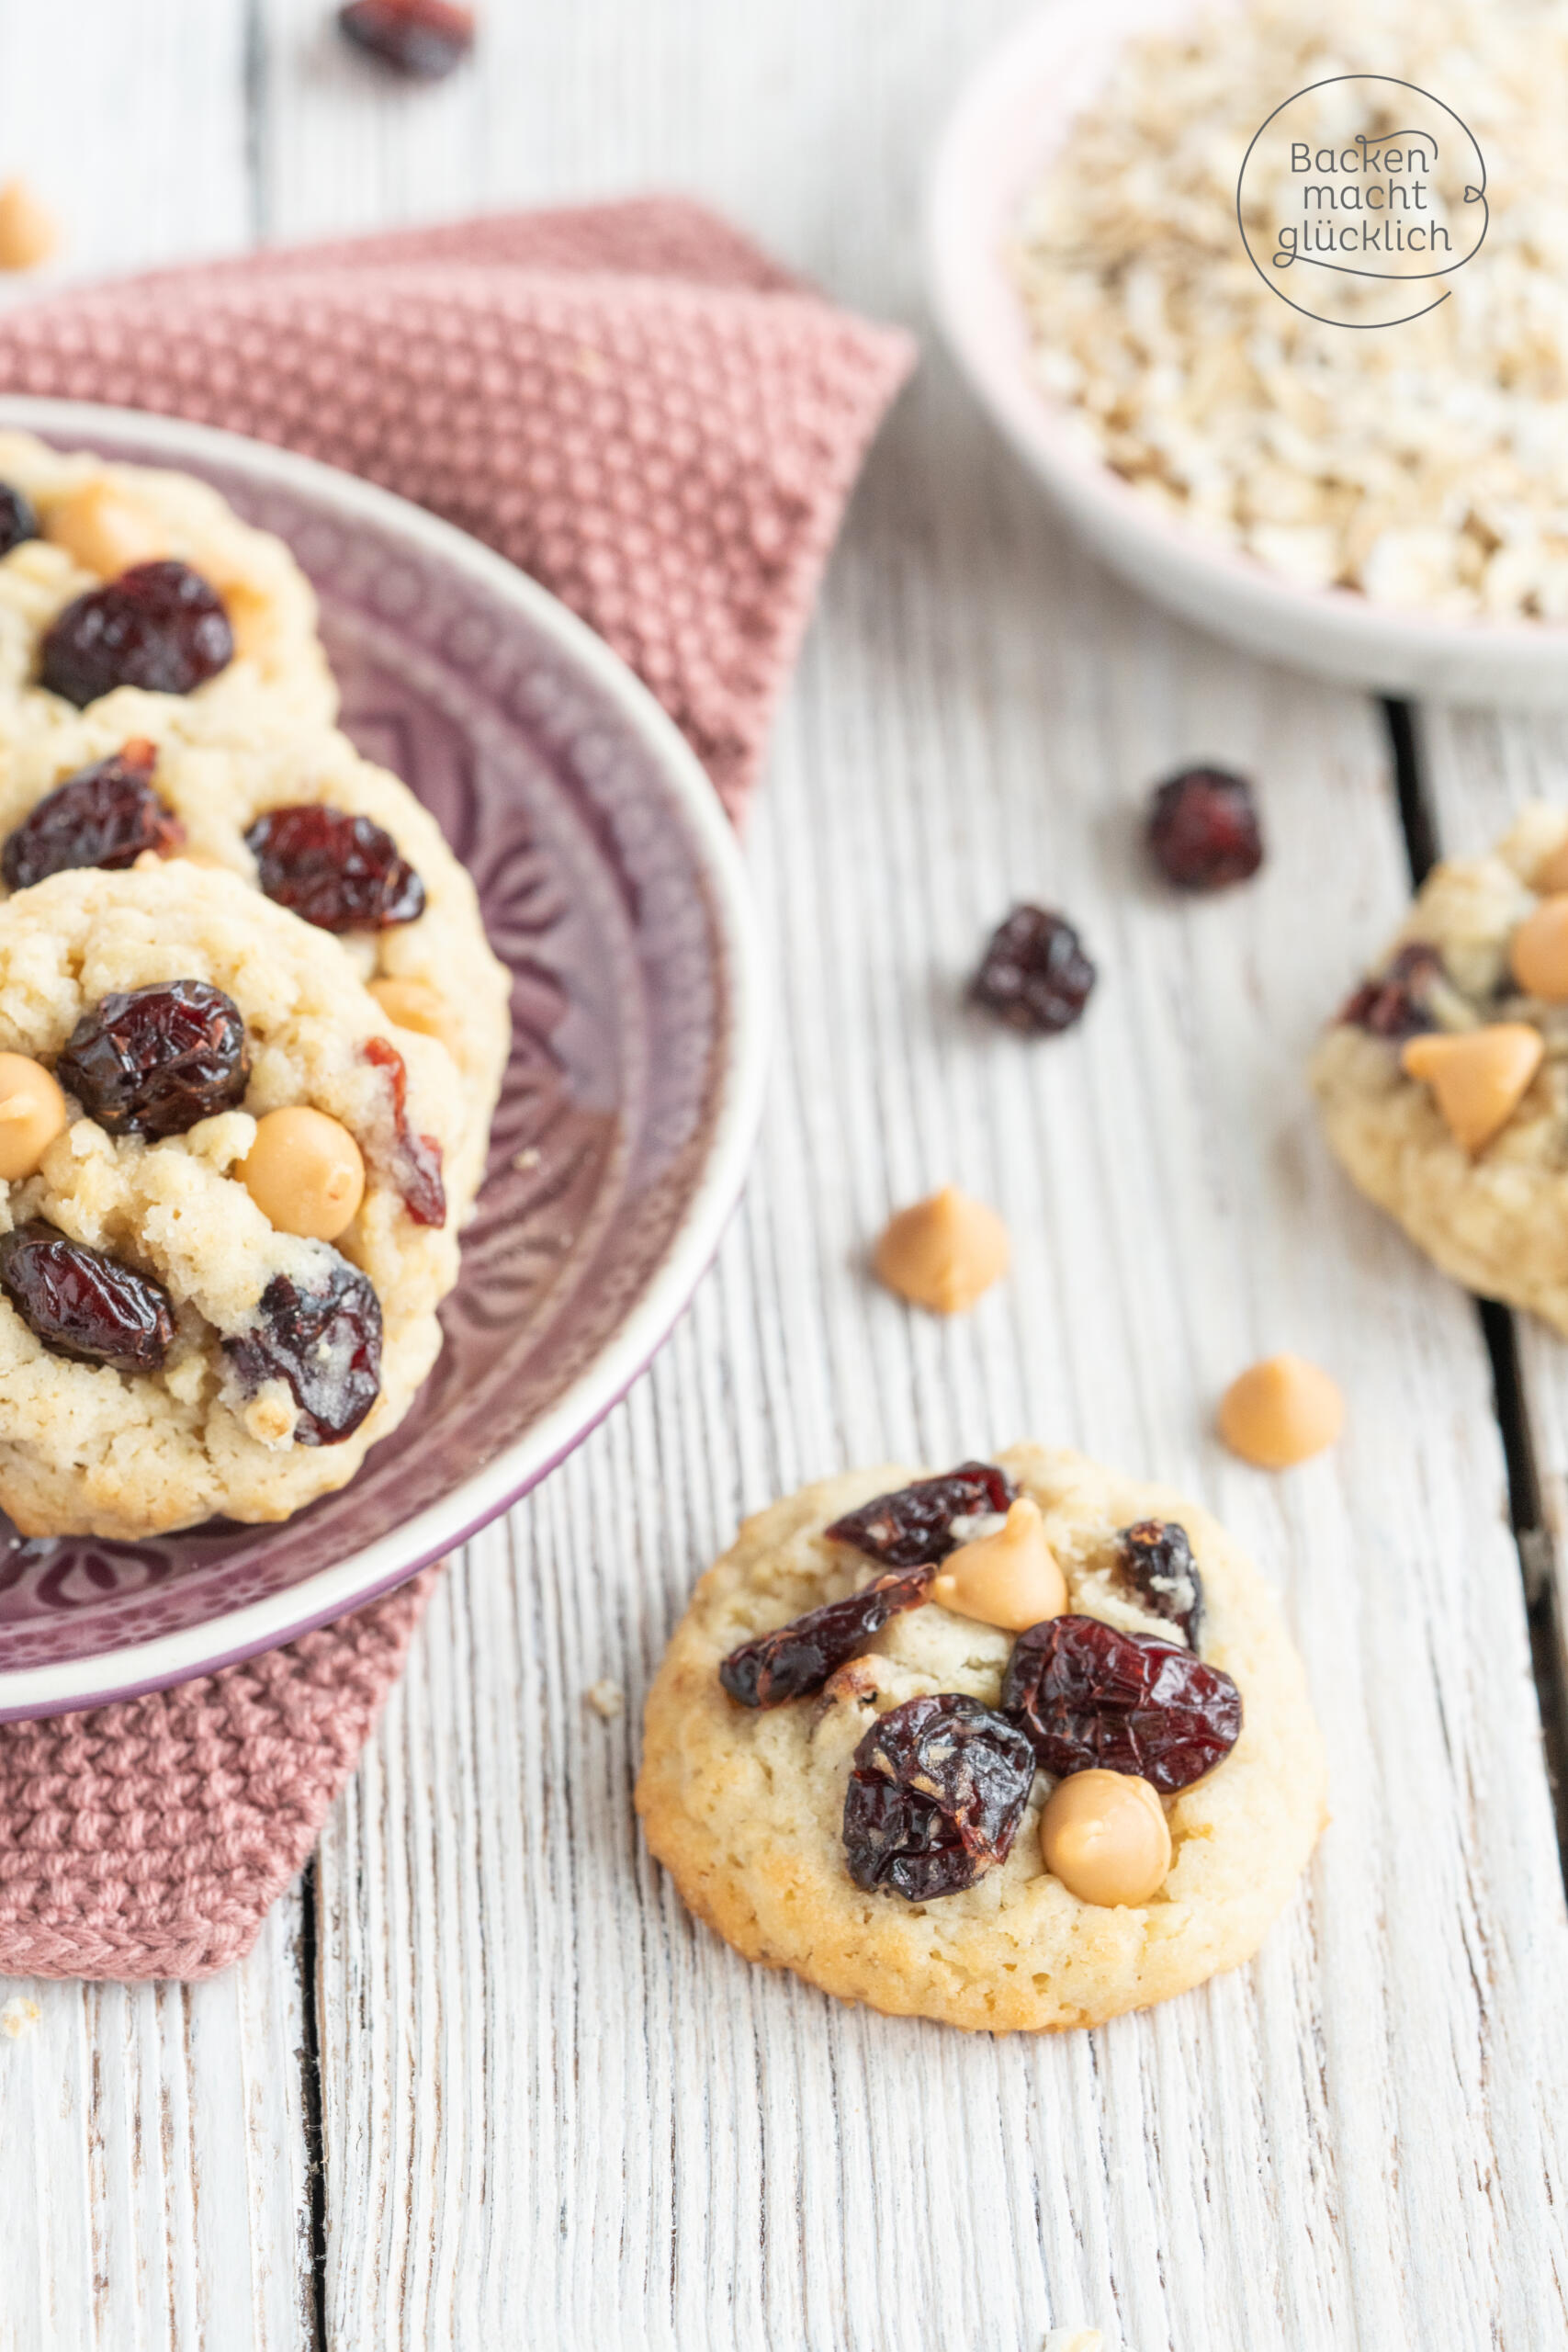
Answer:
[
  {"left": 1511, "top": 895, "right": 1568, "bottom": 1002},
  {"left": 931, "top": 1496, "right": 1066, "bottom": 1631},
  {"left": 1040, "top": 1769, "right": 1171, "bottom": 1908},
  {"left": 1218, "top": 1352, "right": 1343, "bottom": 1469},
  {"left": 44, "top": 481, "right": 166, "bottom": 580},
  {"left": 0, "top": 1053, "right": 68, "bottom": 1181},
  {"left": 873, "top": 1183, "right": 1009, "bottom": 1314},
  {"left": 238, "top": 1105, "right": 366, "bottom": 1242},
  {"left": 1533, "top": 839, "right": 1568, "bottom": 897},
  {"left": 0, "top": 178, "right": 59, "bottom": 272},
  {"left": 369, "top": 975, "right": 460, "bottom": 1057},
  {"left": 1401, "top": 1023, "right": 1543, "bottom": 1154}
]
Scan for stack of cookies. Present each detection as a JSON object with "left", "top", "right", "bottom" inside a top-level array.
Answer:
[{"left": 0, "top": 431, "right": 510, "bottom": 1540}]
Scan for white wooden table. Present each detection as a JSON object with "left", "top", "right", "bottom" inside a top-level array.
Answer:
[{"left": 2, "top": 5, "right": 1566, "bottom": 2346}]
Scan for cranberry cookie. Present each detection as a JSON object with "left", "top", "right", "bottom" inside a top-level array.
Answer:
[
  {"left": 1312, "top": 805, "right": 1568, "bottom": 1333},
  {"left": 0, "top": 860, "right": 464, "bottom": 1538},
  {"left": 635, "top": 1444, "right": 1325, "bottom": 2032},
  {"left": 0, "top": 710, "right": 510, "bottom": 1205},
  {"left": 0, "top": 429, "right": 334, "bottom": 746}
]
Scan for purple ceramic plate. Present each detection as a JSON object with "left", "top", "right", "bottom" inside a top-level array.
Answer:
[{"left": 0, "top": 397, "right": 767, "bottom": 1723}]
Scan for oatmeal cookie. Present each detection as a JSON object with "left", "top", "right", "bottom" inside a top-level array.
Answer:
[
  {"left": 0, "top": 429, "right": 334, "bottom": 743},
  {"left": 635, "top": 1444, "right": 1325, "bottom": 2033},
  {"left": 0, "top": 709, "right": 510, "bottom": 1204},
  {"left": 1311, "top": 804, "right": 1568, "bottom": 1333},
  {"left": 0, "top": 861, "right": 464, "bottom": 1538}
]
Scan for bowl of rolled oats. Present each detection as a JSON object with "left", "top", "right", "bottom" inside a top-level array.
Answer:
[{"left": 928, "top": 0, "right": 1568, "bottom": 704}]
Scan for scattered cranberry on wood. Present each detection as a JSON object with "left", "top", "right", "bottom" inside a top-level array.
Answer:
[
  {"left": 246, "top": 804, "right": 425, "bottom": 933},
  {"left": 39, "top": 560, "right": 234, "bottom": 707},
  {"left": 223, "top": 1260, "right": 384, "bottom": 1445},
  {"left": 824, "top": 1461, "right": 1017, "bottom": 1570},
  {"left": 57, "top": 978, "right": 250, "bottom": 1140},
  {"left": 337, "top": 0, "right": 476, "bottom": 78},
  {"left": 718, "top": 1567, "right": 934, "bottom": 1709},
  {"left": 971, "top": 904, "right": 1096, "bottom": 1035},
  {"left": 1146, "top": 766, "right": 1264, "bottom": 890},
  {"left": 1, "top": 741, "right": 182, "bottom": 890},
  {"left": 0, "top": 1222, "right": 175, "bottom": 1374},
  {"left": 1000, "top": 1613, "right": 1241, "bottom": 1794},
  {"left": 842, "top": 1691, "right": 1037, "bottom": 1901}
]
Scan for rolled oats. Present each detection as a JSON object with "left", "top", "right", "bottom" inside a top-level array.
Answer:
[{"left": 1013, "top": 0, "right": 1568, "bottom": 619}]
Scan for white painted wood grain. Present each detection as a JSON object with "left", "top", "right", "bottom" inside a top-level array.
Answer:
[{"left": 2, "top": 0, "right": 1566, "bottom": 2345}]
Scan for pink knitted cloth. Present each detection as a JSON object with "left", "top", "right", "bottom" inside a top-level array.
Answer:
[{"left": 0, "top": 198, "right": 913, "bottom": 1981}]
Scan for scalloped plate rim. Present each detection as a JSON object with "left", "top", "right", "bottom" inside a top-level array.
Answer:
[{"left": 0, "top": 394, "right": 769, "bottom": 1724}]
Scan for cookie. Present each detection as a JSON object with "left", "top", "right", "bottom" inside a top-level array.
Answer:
[
  {"left": 0, "top": 860, "right": 465, "bottom": 1539},
  {"left": 0, "top": 710, "right": 511, "bottom": 1204},
  {"left": 635, "top": 1444, "right": 1325, "bottom": 2033},
  {"left": 0, "top": 429, "right": 334, "bottom": 745},
  {"left": 1311, "top": 803, "right": 1568, "bottom": 1333}
]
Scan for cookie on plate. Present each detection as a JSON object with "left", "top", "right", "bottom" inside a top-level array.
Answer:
[
  {"left": 0, "top": 708, "right": 511, "bottom": 1204},
  {"left": 636, "top": 1443, "right": 1325, "bottom": 2033},
  {"left": 1311, "top": 804, "right": 1568, "bottom": 1333},
  {"left": 0, "top": 428, "right": 334, "bottom": 746},
  {"left": 0, "top": 860, "right": 465, "bottom": 1539}
]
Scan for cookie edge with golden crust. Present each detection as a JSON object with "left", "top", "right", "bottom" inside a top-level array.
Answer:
[{"left": 635, "top": 1446, "right": 1326, "bottom": 2034}]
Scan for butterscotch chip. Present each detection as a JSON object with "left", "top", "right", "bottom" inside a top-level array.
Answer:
[
  {"left": 1511, "top": 896, "right": 1568, "bottom": 1001},
  {"left": 0, "top": 1052, "right": 67, "bottom": 1180},
  {"left": 874, "top": 1183, "right": 1009, "bottom": 1313},
  {"left": 1039, "top": 1770, "right": 1171, "bottom": 1908},
  {"left": 931, "top": 1497, "right": 1066, "bottom": 1631},
  {"left": 1218, "top": 1354, "right": 1343, "bottom": 1469},
  {"left": 0, "top": 179, "right": 58, "bottom": 271},
  {"left": 1400, "top": 1024, "right": 1543, "bottom": 1155},
  {"left": 369, "top": 975, "right": 461, "bottom": 1057},
  {"left": 239, "top": 1105, "right": 366, "bottom": 1242},
  {"left": 1534, "top": 839, "right": 1568, "bottom": 896},
  {"left": 43, "top": 481, "right": 165, "bottom": 578}
]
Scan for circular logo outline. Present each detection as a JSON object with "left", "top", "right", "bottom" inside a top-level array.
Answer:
[{"left": 1235, "top": 74, "right": 1488, "bottom": 329}]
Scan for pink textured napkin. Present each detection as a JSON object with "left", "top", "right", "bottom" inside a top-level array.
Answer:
[{"left": 0, "top": 198, "right": 913, "bottom": 1980}]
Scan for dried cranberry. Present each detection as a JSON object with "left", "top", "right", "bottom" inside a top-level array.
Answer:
[
  {"left": 337, "top": 0, "right": 475, "bottom": 78},
  {"left": 719, "top": 1567, "right": 934, "bottom": 1708},
  {"left": 246, "top": 806, "right": 425, "bottom": 933},
  {"left": 1115, "top": 1520, "right": 1203, "bottom": 1650},
  {"left": 1, "top": 741, "right": 182, "bottom": 890},
  {"left": 1146, "top": 767, "right": 1264, "bottom": 890},
  {"left": 0, "top": 481, "right": 39, "bottom": 558},
  {"left": 842, "top": 1692, "right": 1036, "bottom": 1901},
  {"left": 1338, "top": 942, "right": 1444, "bottom": 1040},
  {"left": 0, "top": 1222, "right": 174, "bottom": 1373},
  {"left": 57, "top": 979, "right": 249, "bottom": 1139},
  {"left": 363, "top": 1035, "right": 446, "bottom": 1226},
  {"left": 39, "top": 561, "right": 234, "bottom": 707},
  {"left": 972, "top": 905, "right": 1096, "bottom": 1035},
  {"left": 223, "top": 1260, "right": 383, "bottom": 1445},
  {"left": 1001, "top": 1615, "right": 1240, "bottom": 1794},
  {"left": 824, "top": 1462, "right": 1017, "bottom": 1569}
]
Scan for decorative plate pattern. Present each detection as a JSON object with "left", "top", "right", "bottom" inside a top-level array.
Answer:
[{"left": 0, "top": 403, "right": 764, "bottom": 1714}]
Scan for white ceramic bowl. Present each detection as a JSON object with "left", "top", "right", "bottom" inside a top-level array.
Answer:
[{"left": 927, "top": 0, "right": 1568, "bottom": 707}]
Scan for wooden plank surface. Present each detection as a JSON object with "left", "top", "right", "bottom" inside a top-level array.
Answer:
[{"left": 0, "top": 2, "right": 1565, "bottom": 2346}]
